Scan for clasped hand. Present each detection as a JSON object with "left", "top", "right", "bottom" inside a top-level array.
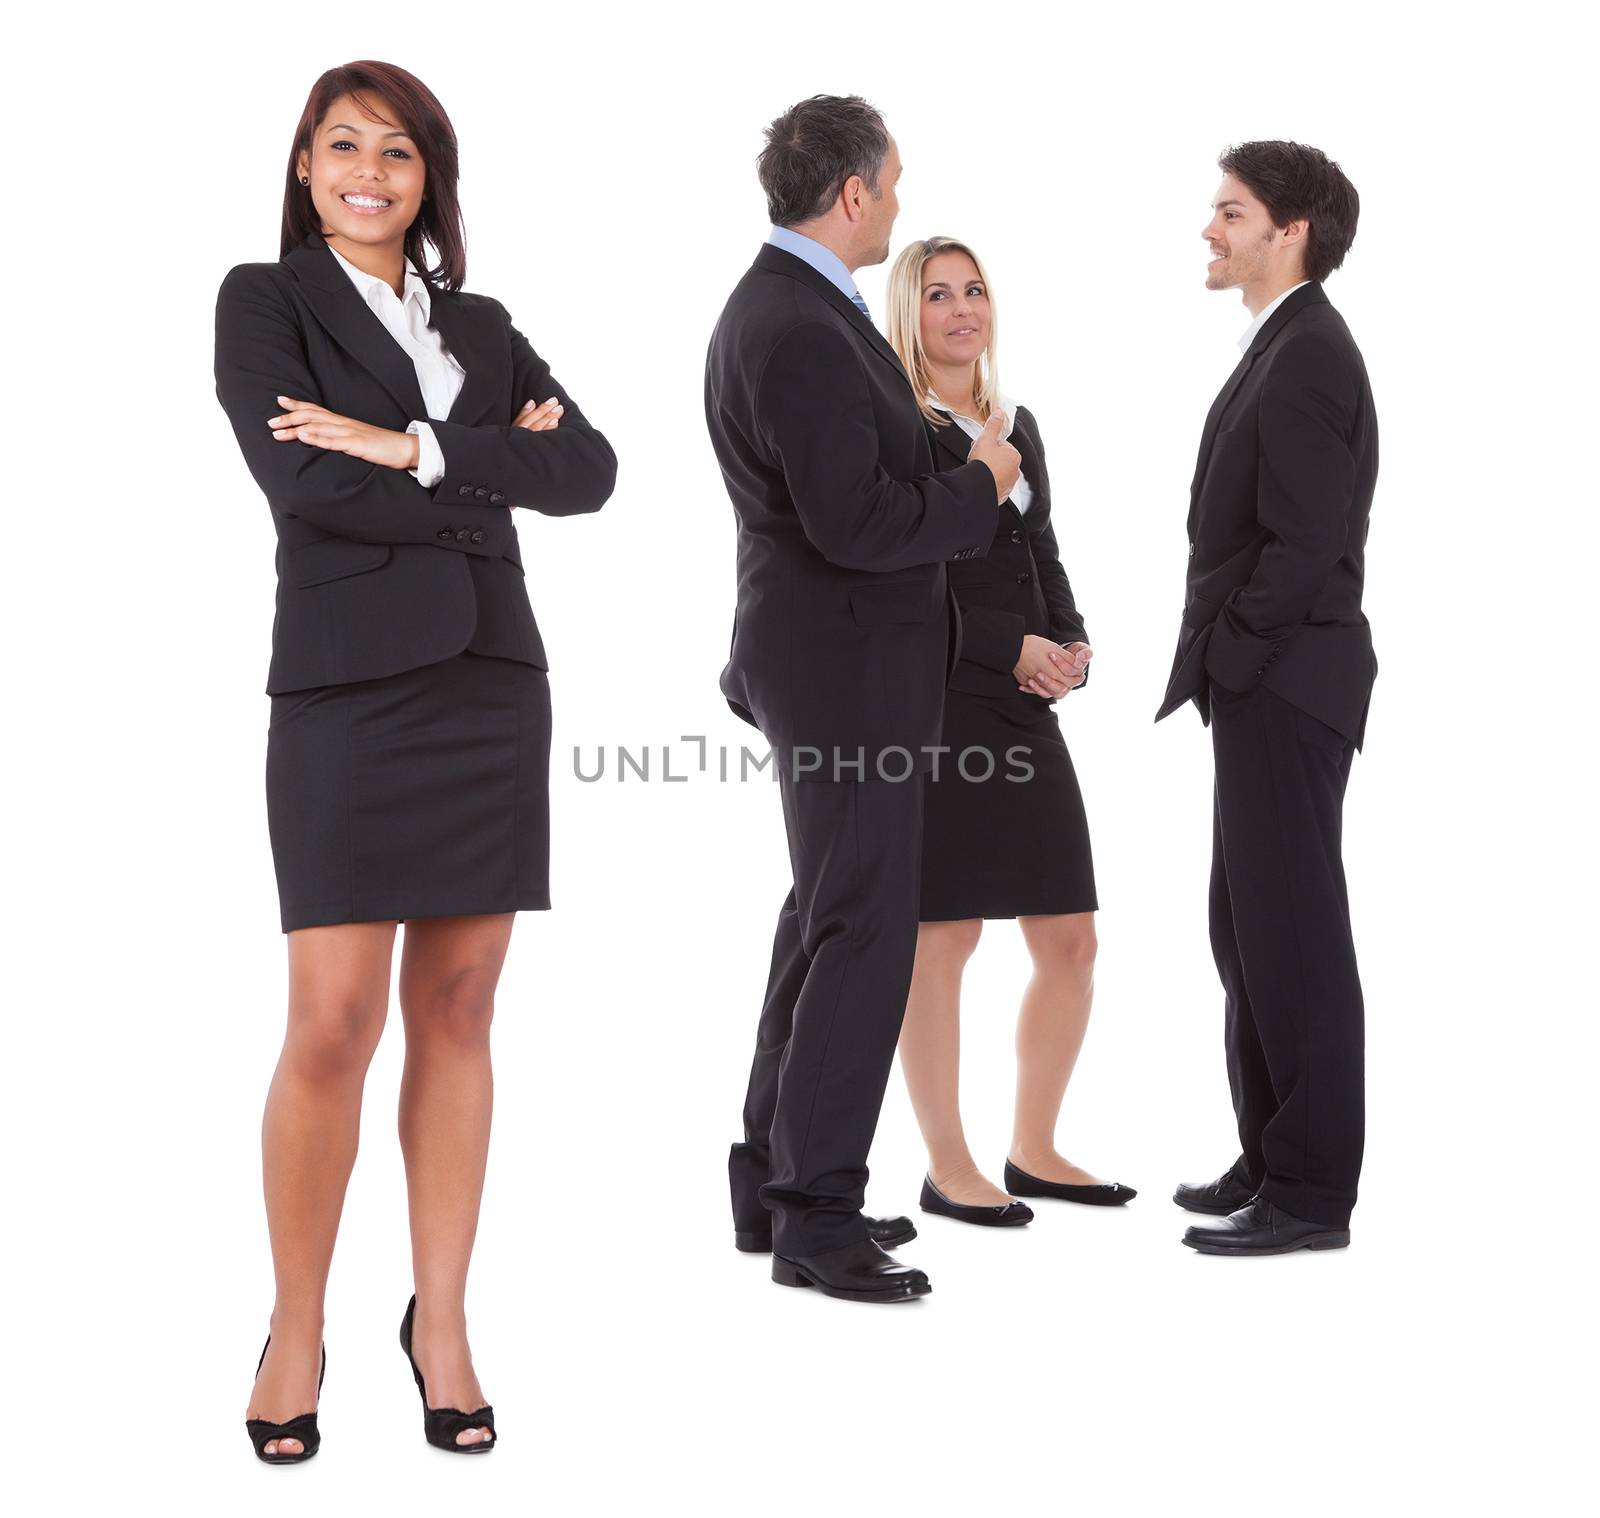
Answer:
[
  {"left": 267, "top": 395, "right": 565, "bottom": 468},
  {"left": 1015, "top": 636, "right": 1091, "bottom": 698}
]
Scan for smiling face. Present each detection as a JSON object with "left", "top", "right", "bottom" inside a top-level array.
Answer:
[
  {"left": 918, "top": 250, "right": 991, "bottom": 371},
  {"left": 296, "top": 92, "right": 426, "bottom": 254},
  {"left": 1201, "top": 172, "right": 1306, "bottom": 297}
]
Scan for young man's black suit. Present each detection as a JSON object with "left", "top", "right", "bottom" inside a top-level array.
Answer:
[
  {"left": 1156, "top": 280, "right": 1378, "bottom": 1230},
  {"left": 705, "top": 243, "right": 998, "bottom": 1257}
]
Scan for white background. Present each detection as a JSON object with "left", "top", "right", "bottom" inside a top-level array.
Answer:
[{"left": 7, "top": 2, "right": 1594, "bottom": 1512}]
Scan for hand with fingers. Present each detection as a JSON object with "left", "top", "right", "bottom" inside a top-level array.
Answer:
[
  {"left": 513, "top": 396, "right": 563, "bottom": 432},
  {"left": 967, "top": 410, "right": 1022, "bottom": 504},
  {"left": 267, "top": 395, "right": 422, "bottom": 470},
  {"left": 1015, "top": 636, "right": 1091, "bottom": 699}
]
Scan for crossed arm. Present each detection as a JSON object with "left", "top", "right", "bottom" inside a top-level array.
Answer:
[{"left": 213, "top": 267, "right": 615, "bottom": 551}]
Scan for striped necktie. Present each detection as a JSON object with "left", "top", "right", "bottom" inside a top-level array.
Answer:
[{"left": 849, "top": 289, "right": 870, "bottom": 319}]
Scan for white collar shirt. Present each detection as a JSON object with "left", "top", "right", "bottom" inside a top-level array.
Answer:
[{"left": 326, "top": 243, "right": 464, "bottom": 486}]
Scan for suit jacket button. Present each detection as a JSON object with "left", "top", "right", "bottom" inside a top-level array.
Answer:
[
  {"left": 1017, "top": 572, "right": 1032, "bottom": 585},
  {"left": 488, "top": 491, "right": 505, "bottom": 506},
  {"left": 1011, "top": 529, "right": 1024, "bottom": 544},
  {"left": 474, "top": 486, "right": 489, "bottom": 499},
  {"left": 458, "top": 485, "right": 474, "bottom": 498},
  {"left": 436, "top": 527, "right": 453, "bottom": 540},
  {"left": 1188, "top": 543, "right": 1196, "bottom": 556},
  {"left": 470, "top": 529, "right": 486, "bottom": 544},
  {"left": 456, "top": 528, "right": 470, "bottom": 542}
]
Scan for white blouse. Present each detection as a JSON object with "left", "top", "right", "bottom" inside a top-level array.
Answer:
[
  {"left": 327, "top": 244, "right": 464, "bottom": 488},
  {"left": 928, "top": 393, "right": 1035, "bottom": 514}
]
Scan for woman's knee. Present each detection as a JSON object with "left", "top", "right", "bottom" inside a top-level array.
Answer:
[
  {"left": 917, "top": 917, "right": 984, "bottom": 966},
  {"left": 401, "top": 961, "right": 499, "bottom": 1047},
  {"left": 1024, "top": 914, "right": 1098, "bottom": 981},
  {"left": 283, "top": 992, "right": 388, "bottom": 1081}
]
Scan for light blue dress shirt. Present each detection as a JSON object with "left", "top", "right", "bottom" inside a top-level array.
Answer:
[{"left": 767, "top": 226, "right": 870, "bottom": 314}]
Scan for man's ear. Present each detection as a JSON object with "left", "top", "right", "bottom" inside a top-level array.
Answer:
[{"left": 840, "top": 174, "right": 864, "bottom": 223}]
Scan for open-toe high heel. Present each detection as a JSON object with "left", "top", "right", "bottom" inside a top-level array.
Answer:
[
  {"left": 399, "top": 1295, "right": 496, "bottom": 1453},
  {"left": 244, "top": 1337, "right": 326, "bottom": 1464}
]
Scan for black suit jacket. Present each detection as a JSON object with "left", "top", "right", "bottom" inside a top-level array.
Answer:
[
  {"left": 1155, "top": 282, "right": 1378, "bottom": 747},
  {"left": 704, "top": 244, "right": 998, "bottom": 775},
  {"left": 215, "top": 233, "right": 617, "bottom": 694},
  {"left": 927, "top": 405, "right": 1089, "bottom": 699}
]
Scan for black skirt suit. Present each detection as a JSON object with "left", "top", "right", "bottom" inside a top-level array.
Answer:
[
  {"left": 920, "top": 404, "right": 1098, "bottom": 921},
  {"left": 214, "top": 234, "right": 617, "bottom": 931}
]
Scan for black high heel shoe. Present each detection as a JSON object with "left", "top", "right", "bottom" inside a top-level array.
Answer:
[
  {"left": 244, "top": 1337, "right": 326, "bottom": 1464},
  {"left": 398, "top": 1295, "right": 496, "bottom": 1453}
]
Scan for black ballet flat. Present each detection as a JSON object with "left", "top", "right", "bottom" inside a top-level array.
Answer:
[
  {"left": 1003, "top": 1159, "right": 1137, "bottom": 1206},
  {"left": 399, "top": 1296, "right": 496, "bottom": 1453},
  {"left": 244, "top": 1337, "right": 326, "bottom": 1464},
  {"left": 919, "top": 1174, "right": 1033, "bottom": 1227}
]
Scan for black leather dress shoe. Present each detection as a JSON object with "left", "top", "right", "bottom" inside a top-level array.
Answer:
[
  {"left": 1182, "top": 1196, "right": 1350, "bottom": 1255},
  {"left": 771, "top": 1238, "right": 931, "bottom": 1302},
  {"left": 735, "top": 1214, "right": 915, "bottom": 1254},
  {"left": 1172, "top": 1159, "right": 1257, "bottom": 1215},
  {"left": 1003, "top": 1159, "right": 1136, "bottom": 1206},
  {"left": 919, "top": 1174, "right": 1033, "bottom": 1227}
]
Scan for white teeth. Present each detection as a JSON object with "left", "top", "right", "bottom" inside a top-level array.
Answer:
[{"left": 343, "top": 194, "right": 390, "bottom": 208}]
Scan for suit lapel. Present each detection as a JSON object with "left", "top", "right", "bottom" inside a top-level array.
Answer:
[
  {"left": 930, "top": 415, "right": 969, "bottom": 469},
  {"left": 1009, "top": 408, "right": 1046, "bottom": 520},
  {"left": 1187, "top": 281, "right": 1329, "bottom": 502},
  {"left": 284, "top": 234, "right": 498, "bottom": 426},
  {"left": 426, "top": 292, "right": 499, "bottom": 425},
  {"left": 755, "top": 244, "right": 912, "bottom": 388}
]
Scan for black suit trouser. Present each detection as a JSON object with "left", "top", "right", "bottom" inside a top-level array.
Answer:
[
  {"left": 1209, "top": 681, "right": 1364, "bottom": 1229},
  {"left": 730, "top": 772, "right": 925, "bottom": 1256}
]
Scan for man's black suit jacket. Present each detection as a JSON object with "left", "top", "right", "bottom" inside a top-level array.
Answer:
[
  {"left": 215, "top": 233, "right": 617, "bottom": 694},
  {"left": 927, "top": 405, "right": 1089, "bottom": 700},
  {"left": 1155, "top": 281, "right": 1378, "bottom": 747},
  {"left": 704, "top": 244, "right": 998, "bottom": 775}
]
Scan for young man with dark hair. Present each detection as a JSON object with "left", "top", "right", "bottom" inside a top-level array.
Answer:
[{"left": 1157, "top": 140, "right": 1378, "bottom": 1255}]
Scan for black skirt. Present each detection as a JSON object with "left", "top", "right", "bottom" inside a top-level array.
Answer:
[
  {"left": 265, "top": 650, "right": 551, "bottom": 933},
  {"left": 919, "top": 687, "right": 1097, "bottom": 921}
]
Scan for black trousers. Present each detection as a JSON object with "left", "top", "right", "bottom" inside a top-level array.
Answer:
[
  {"left": 730, "top": 772, "right": 926, "bottom": 1256},
  {"left": 1209, "top": 681, "right": 1364, "bottom": 1229}
]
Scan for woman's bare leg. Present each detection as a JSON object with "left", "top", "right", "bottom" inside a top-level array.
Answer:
[
  {"left": 246, "top": 920, "right": 397, "bottom": 1455},
  {"left": 396, "top": 912, "right": 515, "bottom": 1447},
  {"left": 898, "top": 918, "right": 1014, "bottom": 1206},
  {"left": 1009, "top": 911, "right": 1105, "bottom": 1183}
]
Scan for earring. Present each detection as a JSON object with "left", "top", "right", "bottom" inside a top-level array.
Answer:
[{"left": 299, "top": 176, "right": 309, "bottom": 186}]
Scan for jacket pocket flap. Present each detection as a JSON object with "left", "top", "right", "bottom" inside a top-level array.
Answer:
[
  {"left": 290, "top": 539, "right": 393, "bottom": 588},
  {"left": 848, "top": 582, "right": 933, "bottom": 626}
]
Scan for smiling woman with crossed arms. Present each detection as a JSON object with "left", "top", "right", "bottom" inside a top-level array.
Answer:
[{"left": 214, "top": 59, "right": 614, "bottom": 1462}]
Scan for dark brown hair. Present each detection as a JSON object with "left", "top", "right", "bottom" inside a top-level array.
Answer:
[
  {"left": 759, "top": 95, "right": 889, "bottom": 228},
  {"left": 280, "top": 61, "right": 466, "bottom": 289},
  {"left": 1218, "top": 140, "right": 1359, "bottom": 284}
]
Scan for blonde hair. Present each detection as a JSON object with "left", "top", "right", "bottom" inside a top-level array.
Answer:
[{"left": 886, "top": 236, "right": 1000, "bottom": 426}]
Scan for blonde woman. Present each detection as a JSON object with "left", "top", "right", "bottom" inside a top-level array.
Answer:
[{"left": 885, "top": 237, "right": 1133, "bottom": 1225}]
